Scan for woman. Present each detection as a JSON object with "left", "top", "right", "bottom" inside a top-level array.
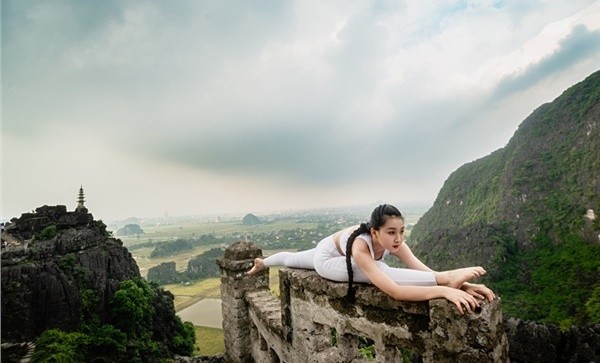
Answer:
[{"left": 248, "top": 204, "right": 495, "bottom": 314}]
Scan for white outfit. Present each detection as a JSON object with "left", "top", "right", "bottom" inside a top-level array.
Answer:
[{"left": 263, "top": 229, "right": 436, "bottom": 286}]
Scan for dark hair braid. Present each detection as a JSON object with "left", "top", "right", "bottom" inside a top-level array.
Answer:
[
  {"left": 345, "top": 222, "right": 370, "bottom": 303},
  {"left": 345, "top": 204, "right": 403, "bottom": 302}
]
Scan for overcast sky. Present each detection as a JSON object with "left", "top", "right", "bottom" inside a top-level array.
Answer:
[{"left": 2, "top": 0, "right": 599, "bottom": 221}]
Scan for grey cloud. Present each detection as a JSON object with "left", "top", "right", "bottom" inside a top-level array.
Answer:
[
  {"left": 438, "top": 24, "right": 600, "bottom": 159},
  {"left": 146, "top": 92, "right": 471, "bottom": 188},
  {"left": 4, "top": 0, "right": 599, "bottom": 206},
  {"left": 2, "top": 0, "right": 292, "bottom": 135},
  {"left": 151, "top": 114, "right": 370, "bottom": 185},
  {"left": 492, "top": 25, "right": 600, "bottom": 101}
]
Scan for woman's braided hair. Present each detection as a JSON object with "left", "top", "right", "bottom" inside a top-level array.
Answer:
[{"left": 345, "top": 204, "right": 403, "bottom": 302}]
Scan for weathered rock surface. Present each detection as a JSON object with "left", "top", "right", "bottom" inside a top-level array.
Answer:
[
  {"left": 147, "top": 261, "right": 180, "bottom": 284},
  {"left": 1, "top": 205, "right": 140, "bottom": 341},
  {"left": 504, "top": 318, "right": 600, "bottom": 363}
]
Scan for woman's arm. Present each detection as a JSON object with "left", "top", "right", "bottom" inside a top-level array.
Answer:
[
  {"left": 391, "top": 242, "right": 487, "bottom": 289},
  {"left": 352, "top": 239, "right": 480, "bottom": 314},
  {"left": 391, "top": 242, "right": 433, "bottom": 271}
]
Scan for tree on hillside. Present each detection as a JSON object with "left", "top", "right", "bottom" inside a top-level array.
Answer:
[
  {"left": 147, "top": 262, "right": 179, "bottom": 285},
  {"left": 149, "top": 239, "right": 193, "bottom": 258},
  {"left": 30, "top": 278, "right": 195, "bottom": 362}
]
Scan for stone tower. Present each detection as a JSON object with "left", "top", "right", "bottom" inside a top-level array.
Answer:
[{"left": 76, "top": 185, "right": 87, "bottom": 213}]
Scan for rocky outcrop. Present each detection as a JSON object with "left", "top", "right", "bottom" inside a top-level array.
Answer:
[
  {"left": 504, "top": 318, "right": 600, "bottom": 363},
  {"left": 115, "top": 223, "right": 144, "bottom": 236},
  {"left": 1, "top": 205, "right": 140, "bottom": 341},
  {"left": 411, "top": 71, "right": 600, "bottom": 255},
  {"left": 409, "top": 71, "right": 600, "bottom": 327},
  {"left": 147, "top": 261, "right": 179, "bottom": 285}
]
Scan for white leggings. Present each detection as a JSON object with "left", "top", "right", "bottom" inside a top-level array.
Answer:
[{"left": 263, "top": 236, "right": 436, "bottom": 286}]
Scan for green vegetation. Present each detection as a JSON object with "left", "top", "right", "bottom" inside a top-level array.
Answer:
[
  {"left": 58, "top": 253, "right": 77, "bottom": 273},
  {"left": 242, "top": 213, "right": 261, "bottom": 225},
  {"left": 150, "top": 239, "right": 195, "bottom": 258},
  {"left": 125, "top": 240, "right": 158, "bottom": 251},
  {"left": 411, "top": 71, "right": 600, "bottom": 328},
  {"left": 165, "top": 277, "right": 222, "bottom": 311},
  {"left": 185, "top": 247, "right": 223, "bottom": 280},
  {"left": 127, "top": 215, "right": 366, "bottom": 278},
  {"left": 491, "top": 234, "right": 600, "bottom": 328},
  {"left": 36, "top": 225, "right": 58, "bottom": 240},
  {"left": 31, "top": 279, "right": 195, "bottom": 362},
  {"left": 147, "top": 248, "right": 224, "bottom": 285},
  {"left": 119, "top": 216, "right": 362, "bottom": 249},
  {"left": 120, "top": 219, "right": 320, "bottom": 245},
  {"left": 134, "top": 244, "right": 222, "bottom": 279},
  {"left": 108, "top": 211, "right": 426, "bottom": 359},
  {"left": 31, "top": 329, "right": 92, "bottom": 362},
  {"left": 194, "top": 326, "right": 224, "bottom": 356},
  {"left": 585, "top": 287, "right": 600, "bottom": 323},
  {"left": 330, "top": 327, "right": 337, "bottom": 347},
  {"left": 398, "top": 347, "right": 417, "bottom": 362},
  {"left": 145, "top": 234, "right": 223, "bottom": 258},
  {"left": 147, "top": 262, "right": 179, "bottom": 285},
  {"left": 358, "top": 336, "right": 376, "bottom": 360},
  {"left": 116, "top": 223, "right": 144, "bottom": 236}
]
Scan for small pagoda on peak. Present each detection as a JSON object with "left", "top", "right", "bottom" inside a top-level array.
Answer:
[{"left": 76, "top": 185, "right": 88, "bottom": 213}]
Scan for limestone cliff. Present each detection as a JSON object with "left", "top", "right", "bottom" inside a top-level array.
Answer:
[
  {"left": 409, "top": 71, "right": 600, "bottom": 325},
  {"left": 1, "top": 205, "right": 140, "bottom": 341}
]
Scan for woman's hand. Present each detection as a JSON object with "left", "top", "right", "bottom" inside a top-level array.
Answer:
[
  {"left": 461, "top": 282, "right": 496, "bottom": 302},
  {"left": 443, "top": 287, "right": 481, "bottom": 315}
]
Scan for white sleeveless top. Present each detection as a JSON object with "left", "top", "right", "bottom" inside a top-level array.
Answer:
[{"left": 338, "top": 229, "right": 389, "bottom": 261}]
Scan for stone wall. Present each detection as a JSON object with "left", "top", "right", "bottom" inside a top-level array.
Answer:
[{"left": 217, "top": 241, "right": 509, "bottom": 363}]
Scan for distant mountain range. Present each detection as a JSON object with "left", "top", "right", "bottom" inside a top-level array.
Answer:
[{"left": 410, "top": 71, "right": 600, "bottom": 328}]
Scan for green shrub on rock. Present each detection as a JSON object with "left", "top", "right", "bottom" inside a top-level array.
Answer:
[{"left": 30, "top": 278, "right": 195, "bottom": 362}]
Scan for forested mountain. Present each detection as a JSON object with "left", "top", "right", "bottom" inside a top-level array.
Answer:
[{"left": 410, "top": 71, "right": 600, "bottom": 328}]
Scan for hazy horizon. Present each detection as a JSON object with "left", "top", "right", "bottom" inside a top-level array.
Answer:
[
  {"left": 3, "top": 1, "right": 599, "bottom": 220},
  {"left": 2, "top": 198, "right": 432, "bottom": 225}
]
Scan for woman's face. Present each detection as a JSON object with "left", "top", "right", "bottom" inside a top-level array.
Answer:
[{"left": 372, "top": 216, "right": 405, "bottom": 253}]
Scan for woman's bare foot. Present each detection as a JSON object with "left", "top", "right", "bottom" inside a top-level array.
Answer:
[
  {"left": 247, "top": 258, "right": 265, "bottom": 275},
  {"left": 434, "top": 266, "right": 486, "bottom": 288}
]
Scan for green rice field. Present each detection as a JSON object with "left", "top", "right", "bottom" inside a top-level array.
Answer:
[
  {"left": 194, "top": 325, "right": 225, "bottom": 356},
  {"left": 118, "top": 219, "right": 319, "bottom": 245}
]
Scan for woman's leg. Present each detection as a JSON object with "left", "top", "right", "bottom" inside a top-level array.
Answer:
[
  {"left": 314, "top": 251, "right": 436, "bottom": 286},
  {"left": 313, "top": 236, "right": 436, "bottom": 286},
  {"left": 313, "top": 236, "right": 351, "bottom": 281},
  {"left": 248, "top": 248, "right": 316, "bottom": 275},
  {"left": 263, "top": 249, "right": 316, "bottom": 269}
]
